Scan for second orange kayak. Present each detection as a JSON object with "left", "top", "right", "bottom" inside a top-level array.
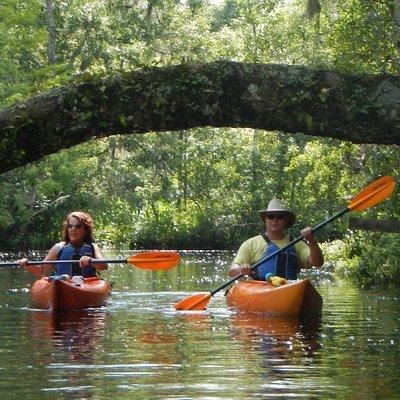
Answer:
[
  {"left": 30, "top": 276, "right": 112, "bottom": 311},
  {"left": 226, "top": 279, "right": 322, "bottom": 317}
]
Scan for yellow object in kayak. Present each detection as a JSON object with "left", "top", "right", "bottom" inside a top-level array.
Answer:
[{"left": 265, "top": 273, "right": 288, "bottom": 287}]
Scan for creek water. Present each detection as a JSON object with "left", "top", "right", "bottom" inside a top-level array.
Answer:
[{"left": 0, "top": 250, "right": 399, "bottom": 399}]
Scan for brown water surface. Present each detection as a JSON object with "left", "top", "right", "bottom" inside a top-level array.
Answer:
[{"left": 0, "top": 250, "right": 399, "bottom": 399}]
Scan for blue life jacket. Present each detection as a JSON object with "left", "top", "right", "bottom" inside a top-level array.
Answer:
[
  {"left": 253, "top": 234, "right": 299, "bottom": 280},
  {"left": 56, "top": 242, "right": 98, "bottom": 278}
]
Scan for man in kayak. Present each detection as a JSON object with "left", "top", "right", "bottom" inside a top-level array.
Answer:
[
  {"left": 18, "top": 211, "right": 107, "bottom": 278},
  {"left": 229, "top": 199, "right": 324, "bottom": 281}
]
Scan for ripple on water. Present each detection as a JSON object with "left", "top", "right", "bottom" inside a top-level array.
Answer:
[{"left": 0, "top": 251, "right": 400, "bottom": 399}]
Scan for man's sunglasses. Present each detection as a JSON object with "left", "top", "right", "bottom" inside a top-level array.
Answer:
[{"left": 266, "top": 214, "right": 286, "bottom": 220}]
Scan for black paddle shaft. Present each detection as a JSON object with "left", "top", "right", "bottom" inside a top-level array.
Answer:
[
  {"left": 210, "top": 207, "right": 349, "bottom": 296},
  {"left": 0, "top": 258, "right": 126, "bottom": 267}
]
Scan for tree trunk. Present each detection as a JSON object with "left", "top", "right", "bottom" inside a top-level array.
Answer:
[
  {"left": 349, "top": 217, "right": 400, "bottom": 233},
  {"left": 393, "top": 0, "right": 400, "bottom": 72},
  {"left": 1, "top": 61, "right": 400, "bottom": 173},
  {"left": 46, "top": 0, "right": 56, "bottom": 64}
]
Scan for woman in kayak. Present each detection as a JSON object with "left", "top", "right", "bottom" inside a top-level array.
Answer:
[
  {"left": 229, "top": 199, "right": 323, "bottom": 281},
  {"left": 18, "top": 211, "right": 107, "bottom": 278}
]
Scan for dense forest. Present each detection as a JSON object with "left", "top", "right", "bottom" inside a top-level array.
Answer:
[{"left": 0, "top": 0, "right": 399, "bottom": 285}]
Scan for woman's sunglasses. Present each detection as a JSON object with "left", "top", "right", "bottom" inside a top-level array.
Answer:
[
  {"left": 266, "top": 214, "right": 286, "bottom": 220},
  {"left": 67, "top": 223, "right": 83, "bottom": 229}
]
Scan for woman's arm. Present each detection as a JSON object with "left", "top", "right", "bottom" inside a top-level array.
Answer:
[{"left": 17, "top": 245, "right": 59, "bottom": 277}]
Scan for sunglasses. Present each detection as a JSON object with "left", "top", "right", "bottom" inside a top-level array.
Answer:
[
  {"left": 266, "top": 214, "right": 286, "bottom": 220},
  {"left": 67, "top": 223, "right": 83, "bottom": 229}
]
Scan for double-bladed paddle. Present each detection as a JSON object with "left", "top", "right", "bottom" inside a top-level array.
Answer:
[
  {"left": 0, "top": 250, "right": 180, "bottom": 271},
  {"left": 175, "top": 175, "right": 396, "bottom": 311}
]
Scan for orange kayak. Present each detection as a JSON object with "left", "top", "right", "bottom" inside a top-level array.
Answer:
[
  {"left": 226, "top": 279, "right": 322, "bottom": 317},
  {"left": 30, "top": 276, "right": 112, "bottom": 311}
]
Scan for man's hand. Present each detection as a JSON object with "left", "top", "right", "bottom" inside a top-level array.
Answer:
[
  {"left": 301, "top": 226, "right": 317, "bottom": 245},
  {"left": 229, "top": 262, "right": 252, "bottom": 277}
]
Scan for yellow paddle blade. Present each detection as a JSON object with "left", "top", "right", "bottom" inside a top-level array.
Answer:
[
  {"left": 127, "top": 251, "right": 180, "bottom": 270},
  {"left": 348, "top": 176, "right": 396, "bottom": 211},
  {"left": 174, "top": 292, "right": 212, "bottom": 310}
]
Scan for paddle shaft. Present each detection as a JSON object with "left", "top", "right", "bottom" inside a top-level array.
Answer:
[
  {"left": 0, "top": 258, "right": 128, "bottom": 267},
  {"left": 210, "top": 206, "right": 349, "bottom": 296}
]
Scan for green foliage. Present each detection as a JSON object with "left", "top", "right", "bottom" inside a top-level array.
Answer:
[
  {"left": 323, "top": 233, "right": 400, "bottom": 287},
  {"left": 319, "top": 0, "right": 398, "bottom": 74}
]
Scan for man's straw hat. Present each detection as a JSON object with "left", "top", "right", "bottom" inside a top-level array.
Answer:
[{"left": 258, "top": 199, "right": 296, "bottom": 228}]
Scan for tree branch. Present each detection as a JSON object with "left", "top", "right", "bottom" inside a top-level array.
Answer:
[
  {"left": 349, "top": 217, "right": 400, "bottom": 233},
  {"left": 1, "top": 60, "right": 400, "bottom": 173}
]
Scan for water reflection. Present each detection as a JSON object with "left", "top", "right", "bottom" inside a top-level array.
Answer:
[
  {"left": 30, "top": 309, "right": 108, "bottom": 361},
  {"left": 230, "top": 312, "right": 322, "bottom": 357},
  {"left": 28, "top": 310, "right": 109, "bottom": 398},
  {"left": 227, "top": 312, "right": 323, "bottom": 397},
  {"left": 1, "top": 250, "right": 400, "bottom": 399},
  {"left": 137, "top": 323, "right": 178, "bottom": 345}
]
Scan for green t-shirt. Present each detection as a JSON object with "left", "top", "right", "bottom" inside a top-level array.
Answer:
[{"left": 233, "top": 234, "right": 311, "bottom": 269}]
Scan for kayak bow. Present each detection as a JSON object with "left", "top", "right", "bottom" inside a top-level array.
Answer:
[
  {"left": 225, "top": 279, "right": 322, "bottom": 317},
  {"left": 30, "top": 276, "right": 112, "bottom": 311}
]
